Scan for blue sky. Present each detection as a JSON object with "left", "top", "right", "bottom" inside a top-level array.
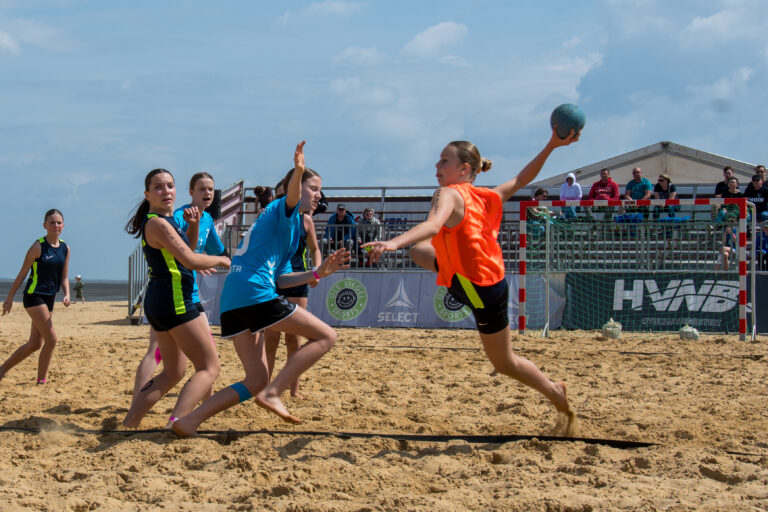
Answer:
[{"left": 1, "top": 0, "right": 767, "bottom": 280}]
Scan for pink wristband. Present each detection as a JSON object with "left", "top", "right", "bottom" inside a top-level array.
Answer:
[{"left": 312, "top": 269, "right": 321, "bottom": 280}]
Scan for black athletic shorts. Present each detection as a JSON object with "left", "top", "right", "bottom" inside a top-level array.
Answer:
[
  {"left": 145, "top": 305, "right": 201, "bottom": 332},
  {"left": 23, "top": 293, "right": 55, "bottom": 312},
  {"left": 276, "top": 283, "right": 309, "bottom": 298},
  {"left": 447, "top": 274, "right": 510, "bottom": 335},
  {"left": 220, "top": 297, "right": 297, "bottom": 338}
]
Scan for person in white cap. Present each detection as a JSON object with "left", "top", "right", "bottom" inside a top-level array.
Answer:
[
  {"left": 559, "top": 172, "right": 582, "bottom": 219},
  {"left": 73, "top": 275, "right": 85, "bottom": 304}
]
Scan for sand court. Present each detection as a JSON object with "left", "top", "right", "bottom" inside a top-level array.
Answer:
[{"left": 0, "top": 301, "right": 766, "bottom": 510}]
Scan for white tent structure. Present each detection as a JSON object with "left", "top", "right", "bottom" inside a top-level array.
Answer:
[{"left": 529, "top": 141, "right": 760, "bottom": 197}]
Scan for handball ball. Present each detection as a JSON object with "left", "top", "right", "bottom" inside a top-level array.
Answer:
[{"left": 550, "top": 103, "right": 585, "bottom": 139}]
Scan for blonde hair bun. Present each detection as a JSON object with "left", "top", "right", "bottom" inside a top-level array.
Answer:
[{"left": 480, "top": 158, "right": 493, "bottom": 173}]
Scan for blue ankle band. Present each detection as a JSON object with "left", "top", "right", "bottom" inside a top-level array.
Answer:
[{"left": 229, "top": 382, "right": 252, "bottom": 403}]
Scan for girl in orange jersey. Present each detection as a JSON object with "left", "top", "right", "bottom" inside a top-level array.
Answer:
[{"left": 364, "top": 127, "right": 579, "bottom": 434}]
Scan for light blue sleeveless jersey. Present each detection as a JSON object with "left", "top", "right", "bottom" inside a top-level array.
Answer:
[
  {"left": 173, "top": 205, "right": 227, "bottom": 304},
  {"left": 220, "top": 197, "right": 301, "bottom": 313}
]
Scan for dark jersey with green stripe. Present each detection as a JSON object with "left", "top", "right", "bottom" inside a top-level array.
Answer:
[
  {"left": 25, "top": 237, "right": 68, "bottom": 296},
  {"left": 289, "top": 213, "right": 309, "bottom": 271},
  {"left": 142, "top": 214, "right": 195, "bottom": 317}
]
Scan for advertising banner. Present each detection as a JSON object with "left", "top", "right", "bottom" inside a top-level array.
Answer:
[
  {"left": 197, "top": 271, "right": 568, "bottom": 330},
  {"left": 562, "top": 273, "right": 740, "bottom": 332},
  {"left": 308, "top": 272, "right": 478, "bottom": 329}
]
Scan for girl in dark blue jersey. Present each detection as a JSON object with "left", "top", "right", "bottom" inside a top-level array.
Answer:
[
  {"left": 173, "top": 141, "right": 350, "bottom": 436},
  {"left": 123, "top": 169, "right": 230, "bottom": 428},
  {"left": 130, "top": 171, "right": 226, "bottom": 406},
  {"left": 1, "top": 209, "right": 71, "bottom": 384}
]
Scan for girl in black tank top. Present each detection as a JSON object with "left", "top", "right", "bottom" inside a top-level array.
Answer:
[
  {"left": 122, "top": 169, "right": 230, "bottom": 429},
  {"left": 0, "top": 209, "right": 71, "bottom": 384}
]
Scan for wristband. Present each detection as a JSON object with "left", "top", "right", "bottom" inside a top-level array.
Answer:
[{"left": 312, "top": 267, "right": 321, "bottom": 280}]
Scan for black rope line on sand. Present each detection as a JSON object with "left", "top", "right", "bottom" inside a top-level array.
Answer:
[
  {"left": 0, "top": 424, "right": 652, "bottom": 449},
  {"left": 2, "top": 425, "right": 762, "bottom": 455}
]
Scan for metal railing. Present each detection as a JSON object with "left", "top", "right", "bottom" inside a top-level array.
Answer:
[
  {"left": 222, "top": 201, "right": 763, "bottom": 274},
  {"left": 127, "top": 240, "right": 148, "bottom": 316}
]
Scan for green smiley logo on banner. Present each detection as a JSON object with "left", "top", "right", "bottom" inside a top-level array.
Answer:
[
  {"left": 327, "top": 278, "right": 368, "bottom": 321},
  {"left": 433, "top": 287, "right": 471, "bottom": 322}
]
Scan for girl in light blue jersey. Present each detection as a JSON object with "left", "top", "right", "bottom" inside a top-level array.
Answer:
[
  {"left": 131, "top": 172, "right": 227, "bottom": 404},
  {"left": 264, "top": 181, "right": 323, "bottom": 399},
  {"left": 174, "top": 141, "right": 350, "bottom": 436},
  {"left": 1, "top": 209, "right": 70, "bottom": 384}
]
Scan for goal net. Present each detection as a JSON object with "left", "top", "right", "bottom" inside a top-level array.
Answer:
[{"left": 517, "top": 198, "right": 752, "bottom": 340}]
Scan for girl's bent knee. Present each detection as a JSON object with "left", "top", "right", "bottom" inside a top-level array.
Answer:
[{"left": 208, "top": 360, "right": 221, "bottom": 379}]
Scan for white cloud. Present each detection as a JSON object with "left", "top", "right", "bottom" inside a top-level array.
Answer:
[
  {"left": 437, "top": 55, "right": 470, "bottom": 67},
  {"left": 332, "top": 46, "right": 387, "bottom": 66},
  {"left": 330, "top": 76, "right": 361, "bottom": 95},
  {"left": 599, "top": 0, "right": 674, "bottom": 40},
  {"left": 279, "top": 1, "right": 362, "bottom": 25},
  {"left": 1, "top": 17, "right": 72, "bottom": 53},
  {"left": 402, "top": 21, "right": 468, "bottom": 59},
  {"left": 330, "top": 76, "right": 394, "bottom": 105},
  {"left": 686, "top": 66, "right": 753, "bottom": 113},
  {"left": 680, "top": 9, "right": 745, "bottom": 46},
  {"left": 0, "top": 29, "right": 19, "bottom": 55},
  {"left": 548, "top": 52, "right": 603, "bottom": 75},
  {"left": 562, "top": 36, "right": 582, "bottom": 49}
]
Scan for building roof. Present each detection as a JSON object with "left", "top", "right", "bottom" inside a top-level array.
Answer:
[{"left": 531, "top": 141, "right": 760, "bottom": 189}]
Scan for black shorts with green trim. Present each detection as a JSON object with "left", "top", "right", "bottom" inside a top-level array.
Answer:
[
  {"left": 23, "top": 293, "right": 55, "bottom": 312},
  {"left": 447, "top": 274, "right": 509, "bottom": 334},
  {"left": 145, "top": 306, "right": 201, "bottom": 332}
]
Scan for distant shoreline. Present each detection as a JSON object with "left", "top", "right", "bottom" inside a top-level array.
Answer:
[{"left": 0, "top": 279, "right": 129, "bottom": 302}]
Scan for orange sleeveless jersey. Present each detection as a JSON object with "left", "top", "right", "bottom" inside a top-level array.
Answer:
[{"left": 431, "top": 182, "right": 505, "bottom": 287}]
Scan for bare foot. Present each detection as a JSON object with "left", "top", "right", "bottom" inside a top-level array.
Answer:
[
  {"left": 551, "top": 381, "right": 570, "bottom": 413},
  {"left": 290, "top": 392, "right": 303, "bottom": 400},
  {"left": 255, "top": 391, "right": 301, "bottom": 424},
  {"left": 122, "top": 413, "right": 141, "bottom": 429},
  {"left": 172, "top": 417, "right": 197, "bottom": 438}
]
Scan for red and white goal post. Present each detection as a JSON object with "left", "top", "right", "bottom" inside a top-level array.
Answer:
[{"left": 517, "top": 197, "right": 756, "bottom": 341}]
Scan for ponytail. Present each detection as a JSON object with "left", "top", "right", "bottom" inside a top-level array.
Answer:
[{"left": 125, "top": 199, "right": 151, "bottom": 238}]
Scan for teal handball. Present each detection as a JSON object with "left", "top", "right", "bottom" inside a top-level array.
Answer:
[{"left": 550, "top": 103, "right": 585, "bottom": 139}]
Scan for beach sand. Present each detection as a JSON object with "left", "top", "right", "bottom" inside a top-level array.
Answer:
[{"left": 0, "top": 301, "right": 766, "bottom": 510}]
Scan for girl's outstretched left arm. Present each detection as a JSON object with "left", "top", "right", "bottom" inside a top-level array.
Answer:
[
  {"left": 362, "top": 186, "right": 461, "bottom": 263},
  {"left": 276, "top": 248, "right": 350, "bottom": 289}
]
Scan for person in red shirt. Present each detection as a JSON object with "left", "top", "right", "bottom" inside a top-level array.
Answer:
[
  {"left": 364, "top": 126, "right": 578, "bottom": 436},
  {"left": 588, "top": 168, "right": 620, "bottom": 200},
  {"left": 587, "top": 168, "right": 620, "bottom": 220}
]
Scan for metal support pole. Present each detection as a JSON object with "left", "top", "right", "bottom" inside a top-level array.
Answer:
[{"left": 543, "top": 213, "right": 551, "bottom": 338}]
